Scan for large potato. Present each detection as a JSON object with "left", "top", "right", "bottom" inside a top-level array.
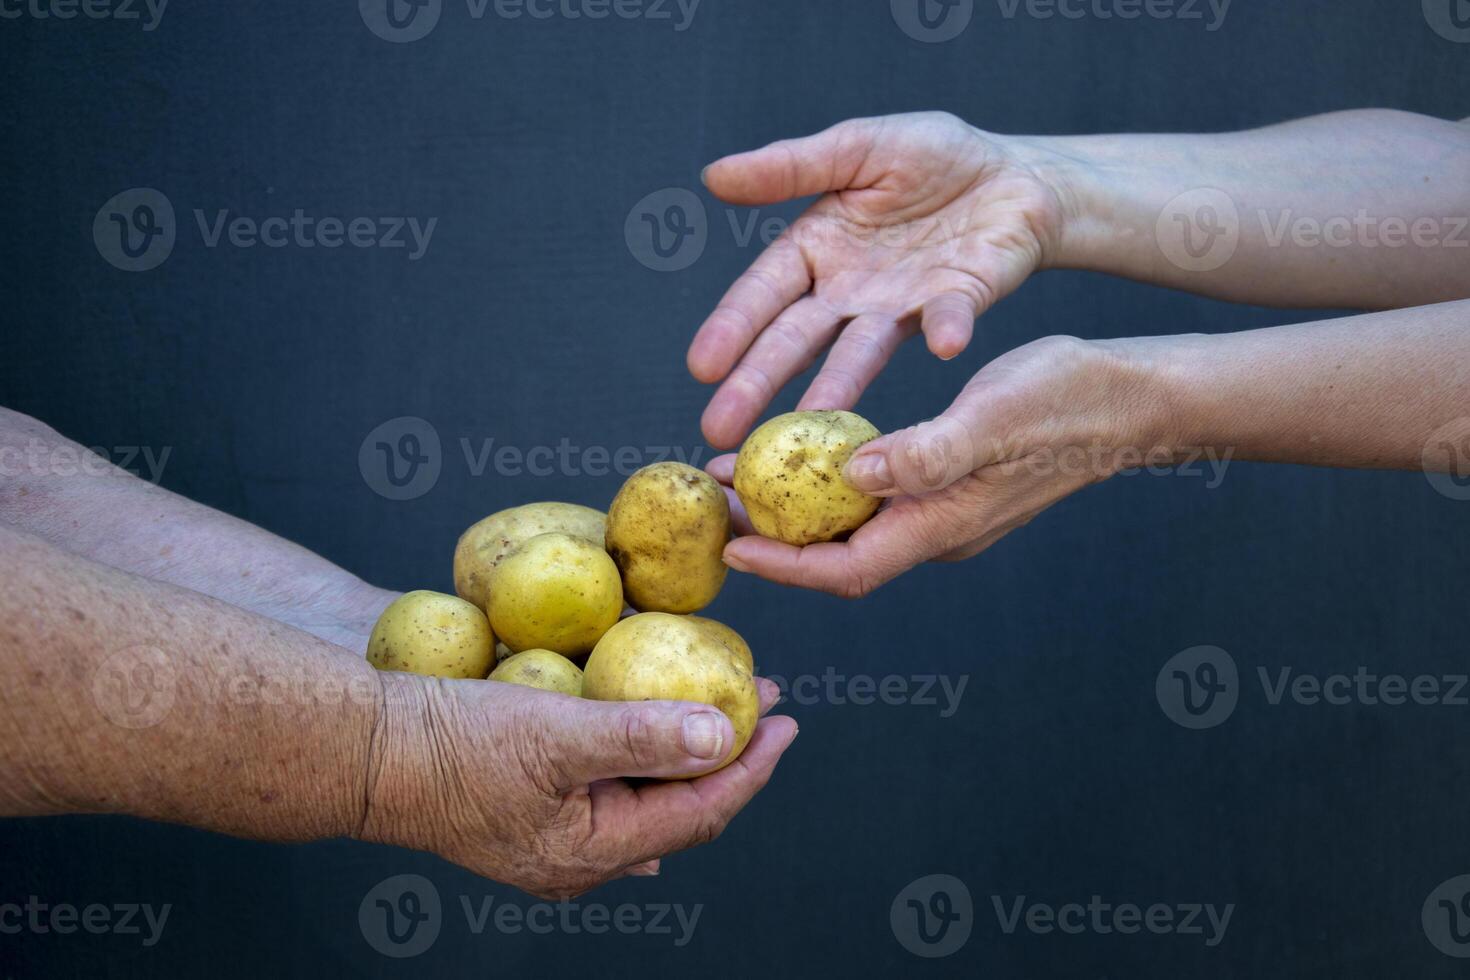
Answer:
[
  {"left": 366, "top": 590, "right": 495, "bottom": 679},
  {"left": 686, "top": 615, "right": 754, "bottom": 674},
  {"left": 489, "top": 649, "right": 584, "bottom": 696},
  {"left": 733, "top": 410, "right": 882, "bottom": 546},
  {"left": 583, "top": 612, "right": 758, "bottom": 777},
  {"left": 453, "top": 502, "right": 606, "bottom": 611},
  {"left": 486, "top": 532, "right": 623, "bottom": 656},
  {"left": 605, "top": 462, "right": 730, "bottom": 614}
]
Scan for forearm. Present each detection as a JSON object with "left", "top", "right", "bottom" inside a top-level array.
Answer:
[
  {"left": 0, "top": 522, "right": 381, "bottom": 840},
  {"left": 0, "top": 408, "right": 393, "bottom": 640},
  {"left": 1025, "top": 109, "right": 1470, "bottom": 309},
  {"left": 1113, "top": 300, "right": 1470, "bottom": 470}
]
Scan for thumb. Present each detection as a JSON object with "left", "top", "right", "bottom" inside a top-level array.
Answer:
[
  {"left": 843, "top": 397, "right": 996, "bottom": 498},
  {"left": 545, "top": 700, "right": 736, "bottom": 788},
  {"left": 702, "top": 118, "right": 878, "bottom": 206}
]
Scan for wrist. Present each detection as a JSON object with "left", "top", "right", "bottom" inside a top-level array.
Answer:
[
  {"left": 1005, "top": 134, "right": 1119, "bottom": 272},
  {"left": 356, "top": 671, "right": 444, "bottom": 853}
]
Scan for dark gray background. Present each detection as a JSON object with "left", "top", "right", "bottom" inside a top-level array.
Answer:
[{"left": 2, "top": 0, "right": 1468, "bottom": 976}]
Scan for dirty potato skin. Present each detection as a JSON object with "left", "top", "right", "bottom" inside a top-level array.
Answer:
[
  {"left": 686, "top": 615, "right": 754, "bottom": 674},
  {"left": 605, "top": 462, "right": 731, "bottom": 614},
  {"left": 366, "top": 590, "right": 496, "bottom": 679},
  {"left": 453, "top": 502, "right": 606, "bottom": 611},
  {"left": 583, "top": 613, "right": 758, "bottom": 777},
  {"left": 733, "top": 410, "right": 883, "bottom": 546},
  {"left": 486, "top": 532, "right": 623, "bottom": 657},
  {"left": 488, "top": 649, "right": 584, "bottom": 696}
]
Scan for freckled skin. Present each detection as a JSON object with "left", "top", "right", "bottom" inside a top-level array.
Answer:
[
  {"left": 605, "top": 463, "right": 731, "bottom": 614},
  {"left": 583, "top": 613, "right": 758, "bottom": 778},
  {"left": 452, "top": 503, "right": 606, "bottom": 611},
  {"left": 733, "top": 410, "right": 882, "bottom": 546},
  {"left": 366, "top": 590, "right": 495, "bottom": 680},
  {"left": 488, "top": 648, "right": 584, "bottom": 696},
  {"left": 486, "top": 533, "right": 623, "bottom": 657}
]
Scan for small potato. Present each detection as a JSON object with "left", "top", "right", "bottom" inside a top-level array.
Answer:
[
  {"left": 366, "top": 590, "right": 495, "bottom": 680},
  {"left": 489, "top": 649, "right": 584, "bottom": 696},
  {"left": 686, "top": 615, "right": 755, "bottom": 674},
  {"left": 583, "top": 613, "right": 758, "bottom": 777},
  {"left": 453, "top": 502, "right": 606, "bottom": 611},
  {"left": 486, "top": 532, "right": 623, "bottom": 657},
  {"left": 734, "top": 410, "right": 882, "bottom": 546},
  {"left": 605, "top": 462, "right": 730, "bottom": 614}
]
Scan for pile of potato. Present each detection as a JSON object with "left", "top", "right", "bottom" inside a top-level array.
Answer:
[{"left": 365, "top": 410, "right": 880, "bottom": 776}]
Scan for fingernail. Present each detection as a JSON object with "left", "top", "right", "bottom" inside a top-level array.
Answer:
[
  {"left": 722, "top": 551, "right": 750, "bottom": 573},
  {"left": 844, "top": 452, "right": 893, "bottom": 493},
  {"left": 699, "top": 165, "right": 711, "bottom": 186},
  {"left": 630, "top": 864, "right": 661, "bottom": 877},
  {"left": 682, "top": 712, "right": 725, "bottom": 760}
]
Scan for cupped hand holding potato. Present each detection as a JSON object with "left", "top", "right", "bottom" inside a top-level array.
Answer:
[{"left": 360, "top": 669, "right": 795, "bottom": 899}]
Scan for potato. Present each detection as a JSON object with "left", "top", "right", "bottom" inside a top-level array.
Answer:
[
  {"left": 686, "top": 615, "right": 754, "bottom": 674},
  {"left": 605, "top": 462, "right": 730, "bottom": 614},
  {"left": 489, "top": 649, "right": 584, "bottom": 696},
  {"left": 453, "top": 502, "right": 606, "bottom": 611},
  {"left": 583, "top": 612, "right": 758, "bottom": 777},
  {"left": 366, "top": 590, "right": 495, "bottom": 679},
  {"left": 733, "top": 410, "right": 882, "bottom": 546},
  {"left": 486, "top": 532, "right": 623, "bottom": 657}
]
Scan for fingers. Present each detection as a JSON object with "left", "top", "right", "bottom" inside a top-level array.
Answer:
[
  {"left": 688, "top": 241, "right": 811, "bottom": 385},
  {"left": 843, "top": 387, "right": 1000, "bottom": 497},
  {"left": 797, "top": 316, "right": 914, "bottom": 412},
  {"left": 700, "top": 297, "right": 846, "bottom": 449},
  {"left": 545, "top": 699, "right": 740, "bottom": 788},
  {"left": 591, "top": 715, "right": 799, "bottom": 867},
  {"left": 701, "top": 118, "right": 878, "bottom": 207},
  {"left": 705, "top": 453, "right": 736, "bottom": 484},
  {"left": 920, "top": 291, "right": 979, "bottom": 361},
  {"left": 755, "top": 676, "right": 780, "bottom": 715}
]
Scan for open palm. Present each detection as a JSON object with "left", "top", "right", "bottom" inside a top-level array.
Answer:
[{"left": 688, "top": 112, "right": 1069, "bottom": 448}]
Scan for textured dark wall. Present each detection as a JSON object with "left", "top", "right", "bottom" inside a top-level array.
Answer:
[{"left": 2, "top": 1, "right": 1468, "bottom": 976}]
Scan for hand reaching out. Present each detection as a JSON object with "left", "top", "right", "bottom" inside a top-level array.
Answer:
[{"left": 688, "top": 112, "right": 1072, "bottom": 448}]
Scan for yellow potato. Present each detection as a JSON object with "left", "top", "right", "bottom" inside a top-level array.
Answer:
[
  {"left": 489, "top": 649, "right": 584, "bottom": 696},
  {"left": 686, "top": 615, "right": 755, "bottom": 674},
  {"left": 605, "top": 462, "right": 730, "bottom": 614},
  {"left": 486, "top": 532, "right": 623, "bottom": 657},
  {"left": 453, "top": 502, "right": 606, "bottom": 611},
  {"left": 733, "top": 410, "right": 882, "bottom": 546},
  {"left": 583, "top": 612, "right": 758, "bottom": 777},
  {"left": 366, "top": 590, "right": 495, "bottom": 679}
]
